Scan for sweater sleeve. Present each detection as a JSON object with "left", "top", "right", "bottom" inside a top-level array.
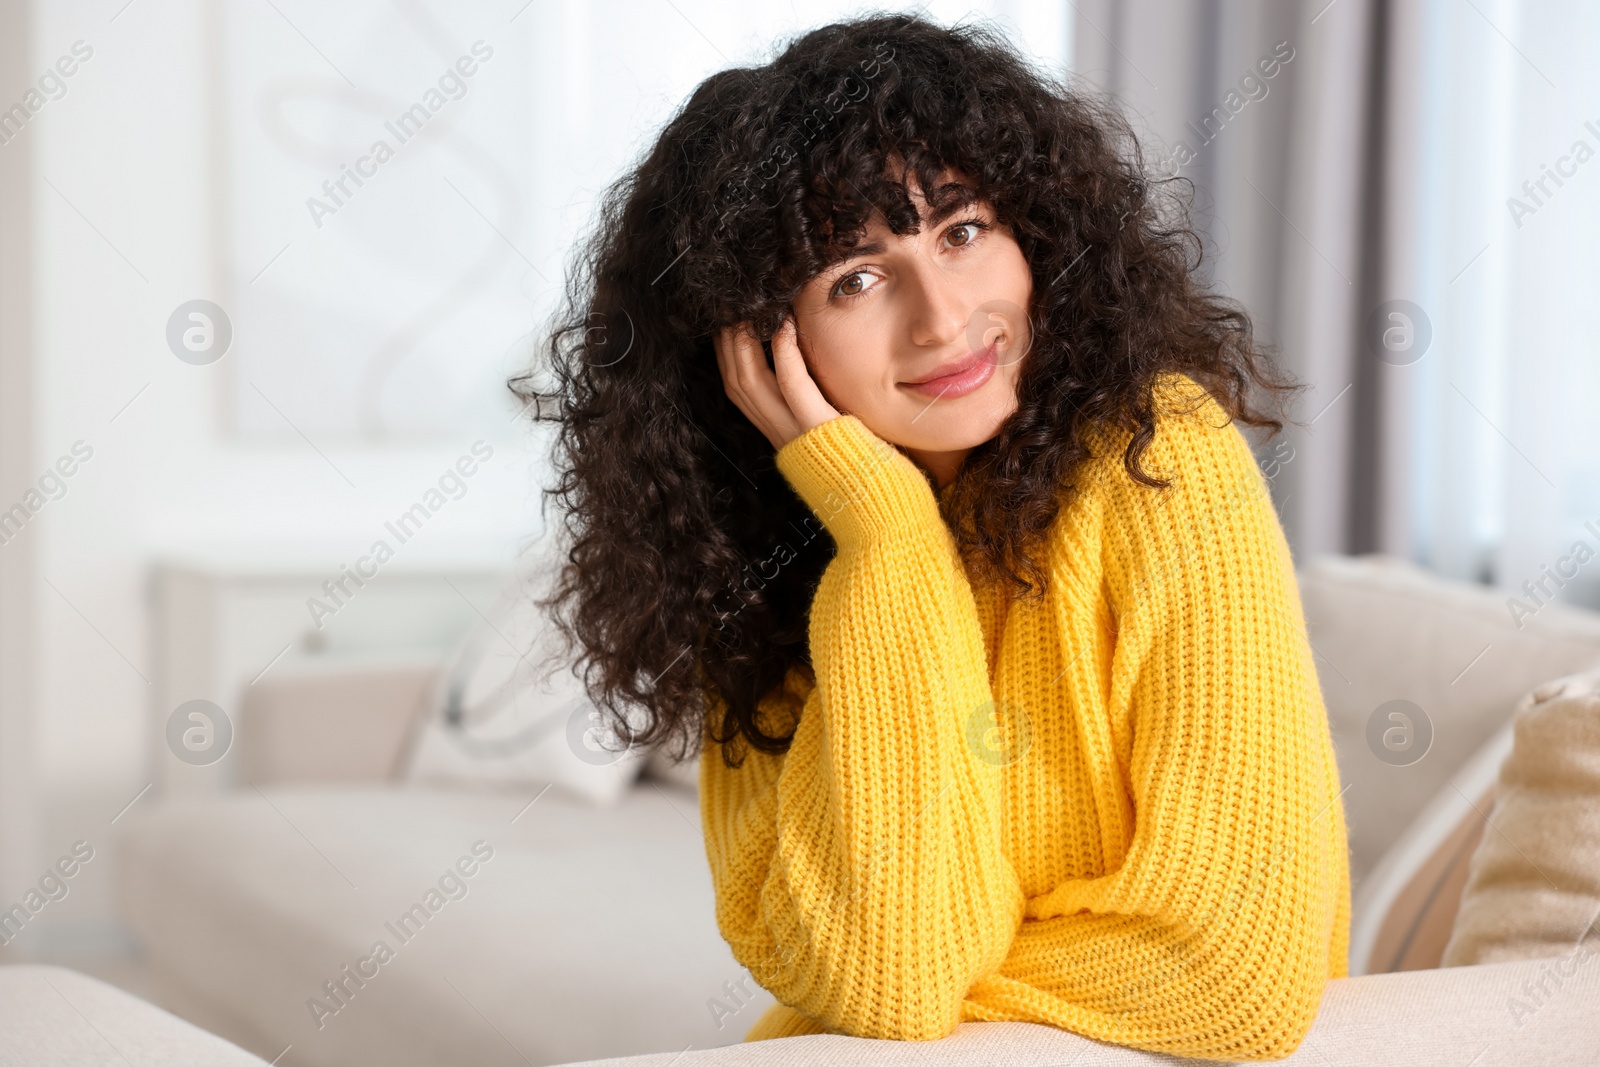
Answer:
[
  {"left": 969, "top": 377, "right": 1349, "bottom": 1060},
  {"left": 697, "top": 414, "right": 1026, "bottom": 1042}
]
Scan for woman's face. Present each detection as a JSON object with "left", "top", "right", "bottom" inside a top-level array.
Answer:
[{"left": 790, "top": 168, "right": 1033, "bottom": 488}]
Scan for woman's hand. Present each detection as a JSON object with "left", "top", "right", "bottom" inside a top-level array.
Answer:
[{"left": 714, "top": 314, "right": 841, "bottom": 451}]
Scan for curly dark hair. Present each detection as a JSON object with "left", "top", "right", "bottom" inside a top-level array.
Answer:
[{"left": 509, "top": 13, "right": 1305, "bottom": 770}]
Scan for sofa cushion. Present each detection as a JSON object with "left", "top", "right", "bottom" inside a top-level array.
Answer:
[
  {"left": 1295, "top": 553, "right": 1600, "bottom": 895},
  {"left": 114, "top": 783, "right": 773, "bottom": 1067},
  {"left": 240, "top": 652, "right": 441, "bottom": 785},
  {"left": 1443, "top": 665, "right": 1600, "bottom": 967}
]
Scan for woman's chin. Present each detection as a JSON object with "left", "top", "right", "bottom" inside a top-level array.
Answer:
[
  {"left": 880, "top": 399, "right": 1015, "bottom": 453},
  {"left": 875, "top": 419, "right": 1010, "bottom": 457}
]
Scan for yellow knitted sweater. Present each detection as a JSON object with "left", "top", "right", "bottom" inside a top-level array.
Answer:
[{"left": 697, "top": 371, "right": 1350, "bottom": 1061}]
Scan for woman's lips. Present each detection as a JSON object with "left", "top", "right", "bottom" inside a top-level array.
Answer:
[{"left": 901, "top": 341, "right": 998, "bottom": 399}]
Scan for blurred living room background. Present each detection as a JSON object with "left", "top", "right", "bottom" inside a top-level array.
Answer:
[{"left": 0, "top": 1, "right": 1598, "bottom": 1065}]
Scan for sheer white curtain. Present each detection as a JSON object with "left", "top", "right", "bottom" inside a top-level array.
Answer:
[{"left": 1403, "top": 0, "right": 1600, "bottom": 609}]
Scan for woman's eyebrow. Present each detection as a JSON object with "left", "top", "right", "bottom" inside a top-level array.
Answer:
[
  {"left": 822, "top": 196, "right": 987, "bottom": 270},
  {"left": 830, "top": 237, "right": 890, "bottom": 264}
]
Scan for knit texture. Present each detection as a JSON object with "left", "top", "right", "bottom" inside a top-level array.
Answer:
[{"left": 697, "top": 371, "right": 1351, "bottom": 1061}]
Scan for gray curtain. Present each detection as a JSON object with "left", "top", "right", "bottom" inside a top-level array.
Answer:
[{"left": 1070, "top": 0, "right": 1421, "bottom": 565}]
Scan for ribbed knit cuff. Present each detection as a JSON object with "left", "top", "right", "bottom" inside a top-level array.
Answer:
[{"left": 774, "top": 415, "right": 943, "bottom": 551}]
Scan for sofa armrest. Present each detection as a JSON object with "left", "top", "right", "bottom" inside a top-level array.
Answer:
[
  {"left": 237, "top": 653, "right": 443, "bottom": 785},
  {"left": 0, "top": 965, "right": 273, "bottom": 1065},
  {"left": 550, "top": 955, "right": 1600, "bottom": 1065}
]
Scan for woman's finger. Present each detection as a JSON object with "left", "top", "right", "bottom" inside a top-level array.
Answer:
[
  {"left": 715, "top": 322, "right": 790, "bottom": 446},
  {"left": 713, "top": 326, "right": 745, "bottom": 406},
  {"left": 770, "top": 316, "right": 841, "bottom": 433},
  {"left": 729, "top": 324, "right": 790, "bottom": 423}
]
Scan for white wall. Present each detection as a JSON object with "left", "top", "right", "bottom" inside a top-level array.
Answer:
[
  {"left": 4, "top": 0, "right": 1073, "bottom": 952},
  {"left": 26, "top": 6, "right": 540, "bottom": 796},
  {"left": 0, "top": 0, "right": 41, "bottom": 918}
]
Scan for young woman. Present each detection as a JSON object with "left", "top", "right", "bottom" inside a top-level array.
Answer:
[{"left": 513, "top": 14, "right": 1350, "bottom": 1062}]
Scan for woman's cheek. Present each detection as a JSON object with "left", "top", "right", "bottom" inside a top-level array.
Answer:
[
  {"left": 799, "top": 339, "right": 845, "bottom": 400},
  {"left": 814, "top": 368, "right": 857, "bottom": 414}
]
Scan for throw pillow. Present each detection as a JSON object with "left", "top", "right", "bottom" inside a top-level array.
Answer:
[
  {"left": 1441, "top": 664, "right": 1600, "bottom": 967},
  {"left": 402, "top": 561, "right": 650, "bottom": 807}
]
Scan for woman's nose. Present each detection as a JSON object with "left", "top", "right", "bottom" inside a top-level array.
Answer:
[{"left": 901, "top": 254, "right": 969, "bottom": 350}]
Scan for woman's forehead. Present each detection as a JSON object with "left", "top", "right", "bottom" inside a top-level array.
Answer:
[{"left": 822, "top": 168, "right": 983, "bottom": 243}]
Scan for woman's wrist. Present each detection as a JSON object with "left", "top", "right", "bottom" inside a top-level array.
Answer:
[{"left": 775, "top": 415, "right": 946, "bottom": 551}]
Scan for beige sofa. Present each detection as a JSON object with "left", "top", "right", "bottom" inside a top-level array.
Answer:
[
  {"left": 112, "top": 553, "right": 1600, "bottom": 1066},
  {"left": 562, "top": 952, "right": 1600, "bottom": 1066},
  {"left": 0, "top": 964, "right": 272, "bottom": 1065}
]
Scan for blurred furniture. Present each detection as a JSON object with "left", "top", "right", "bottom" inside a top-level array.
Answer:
[
  {"left": 1295, "top": 553, "right": 1600, "bottom": 898},
  {"left": 114, "top": 553, "right": 1600, "bottom": 1066},
  {"left": 115, "top": 779, "right": 742, "bottom": 1067},
  {"left": 235, "top": 655, "right": 442, "bottom": 787},
  {"left": 1347, "top": 718, "right": 1509, "bottom": 974},
  {"left": 148, "top": 559, "right": 503, "bottom": 795},
  {"left": 0, "top": 964, "right": 271, "bottom": 1065}
]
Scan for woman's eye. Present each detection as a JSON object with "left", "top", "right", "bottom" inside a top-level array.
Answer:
[
  {"left": 947, "top": 219, "right": 990, "bottom": 247},
  {"left": 831, "top": 271, "right": 873, "bottom": 301},
  {"left": 828, "top": 219, "right": 990, "bottom": 303}
]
